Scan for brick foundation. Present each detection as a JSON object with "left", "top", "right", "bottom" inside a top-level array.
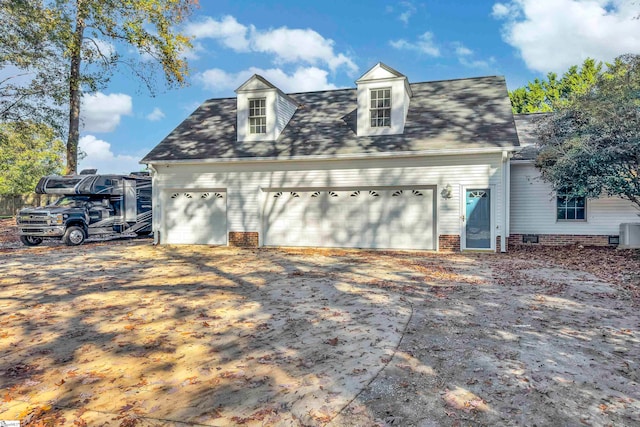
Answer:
[
  {"left": 439, "top": 235, "right": 460, "bottom": 252},
  {"left": 228, "top": 232, "right": 259, "bottom": 247},
  {"left": 508, "top": 234, "right": 617, "bottom": 247}
]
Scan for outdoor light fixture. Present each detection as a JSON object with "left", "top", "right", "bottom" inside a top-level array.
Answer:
[{"left": 441, "top": 184, "right": 453, "bottom": 199}]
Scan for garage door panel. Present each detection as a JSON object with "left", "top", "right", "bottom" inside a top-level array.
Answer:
[
  {"left": 263, "top": 192, "right": 323, "bottom": 247},
  {"left": 386, "top": 189, "right": 434, "bottom": 249},
  {"left": 324, "top": 190, "right": 365, "bottom": 247},
  {"left": 165, "top": 191, "right": 227, "bottom": 245},
  {"left": 263, "top": 187, "right": 435, "bottom": 250}
]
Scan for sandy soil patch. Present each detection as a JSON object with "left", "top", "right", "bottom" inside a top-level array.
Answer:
[{"left": 0, "top": 227, "right": 639, "bottom": 426}]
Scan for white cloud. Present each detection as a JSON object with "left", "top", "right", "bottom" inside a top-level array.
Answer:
[
  {"left": 252, "top": 27, "right": 358, "bottom": 73},
  {"left": 493, "top": 0, "right": 640, "bottom": 73},
  {"left": 79, "top": 135, "right": 145, "bottom": 174},
  {"left": 197, "top": 66, "right": 338, "bottom": 93},
  {"left": 458, "top": 57, "right": 493, "bottom": 69},
  {"left": 81, "top": 92, "right": 132, "bottom": 133},
  {"left": 452, "top": 42, "right": 493, "bottom": 69},
  {"left": 389, "top": 32, "right": 441, "bottom": 57},
  {"left": 182, "top": 41, "right": 206, "bottom": 60},
  {"left": 146, "top": 107, "right": 165, "bottom": 121},
  {"left": 184, "top": 15, "right": 250, "bottom": 52},
  {"left": 491, "top": 2, "right": 518, "bottom": 19},
  {"left": 398, "top": 1, "right": 418, "bottom": 25},
  {"left": 184, "top": 15, "right": 357, "bottom": 74},
  {"left": 453, "top": 43, "right": 473, "bottom": 57}
]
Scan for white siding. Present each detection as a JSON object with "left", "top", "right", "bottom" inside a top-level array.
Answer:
[
  {"left": 510, "top": 163, "right": 639, "bottom": 235},
  {"left": 152, "top": 153, "right": 504, "bottom": 246},
  {"left": 275, "top": 92, "right": 297, "bottom": 136}
]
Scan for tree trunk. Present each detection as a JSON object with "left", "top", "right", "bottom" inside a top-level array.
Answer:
[{"left": 65, "top": 0, "right": 85, "bottom": 175}]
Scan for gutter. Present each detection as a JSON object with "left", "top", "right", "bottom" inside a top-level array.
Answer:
[{"left": 141, "top": 145, "right": 520, "bottom": 166}]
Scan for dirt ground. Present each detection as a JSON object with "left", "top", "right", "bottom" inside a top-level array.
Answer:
[{"left": 1, "top": 218, "right": 639, "bottom": 426}]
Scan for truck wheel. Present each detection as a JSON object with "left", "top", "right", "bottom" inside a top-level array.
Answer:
[
  {"left": 63, "top": 226, "right": 86, "bottom": 246},
  {"left": 20, "top": 236, "right": 43, "bottom": 246}
]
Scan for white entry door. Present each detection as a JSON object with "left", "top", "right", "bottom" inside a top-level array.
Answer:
[
  {"left": 263, "top": 187, "right": 435, "bottom": 250},
  {"left": 164, "top": 191, "right": 227, "bottom": 244}
]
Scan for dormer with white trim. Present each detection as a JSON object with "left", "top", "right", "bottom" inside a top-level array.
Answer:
[
  {"left": 356, "top": 63, "right": 412, "bottom": 137},
  {"left": 235, "top": 75, "right": 298, "bottom": 142}
]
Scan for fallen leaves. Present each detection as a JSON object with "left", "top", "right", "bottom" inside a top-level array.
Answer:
[
  {"left": 2, "top": 385, "right": 17, "bottom": 402},
  {"left": 5, "top": 363, "right": 39, "bottom": 378},
  {"left": 2, "top": 233, "right": 638, "bottom": 426},
  {"left": 442, "top": 387, "right": 490, "bottom": 413},
  {"left": 325, "top": 337, "right": 339, "bottom": 346},
  {"left": 182, "top": 376, "right": 199, "bottom": 385},
  {"left": 231, "top": 407, "right": 278, "bottom": 424},
  {"left": 504, "top": 246, "right": 640, "bottom": 301}
]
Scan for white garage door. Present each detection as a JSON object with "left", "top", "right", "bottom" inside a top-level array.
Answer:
[
  {"left": 164, "top": 191, "right": 227, "bottom": 245},
  {"left": 263, "top": 188, "right": 435, "bottom": 250}
]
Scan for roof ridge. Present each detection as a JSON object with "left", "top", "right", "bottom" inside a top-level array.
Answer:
[{"left": 227, "top": 75, "right": 508, "bottom": 99}]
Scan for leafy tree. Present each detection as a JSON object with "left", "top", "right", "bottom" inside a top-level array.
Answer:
[
  {"left": 0, "top": 0, "right": 198, "bottom": 174},
  {"left": 510, "top": 58, "right": 603, "bottom": 113},
  {"left": 535, "top": 54, "right": 640, "bottom": 211},
  {"left": 0, "top": 0, "right": 67, "bottom": 132},
  {"left": 0, "top": 121, "right": 64, "bottom": 195}
]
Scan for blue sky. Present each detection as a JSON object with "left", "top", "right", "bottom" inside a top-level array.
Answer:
[{"left": 76, "top": 0, "right": 640, "bottom": 174}]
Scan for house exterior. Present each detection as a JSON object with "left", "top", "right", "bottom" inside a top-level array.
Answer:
[
  {"left": 141, "top": 63, "right": 638, "bottom": 251},
  {"left": 510, "top": 114, "right": 639, "bottom": 247}
]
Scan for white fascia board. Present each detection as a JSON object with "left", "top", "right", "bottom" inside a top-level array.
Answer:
[
  {"left": 356, "top": 75, "right": 406, "bottom": 86},
  {"left": 140, "top": 146, "right": 518, "bottom": 166}
]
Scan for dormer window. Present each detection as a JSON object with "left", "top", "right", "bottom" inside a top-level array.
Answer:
[
  {"left": 249, "top": 98, "right": 266, "bottom": 134},
  {"left": 356, "top": 63, "right": 411, "bottom": 136},
  {"left": 235, "top": 75, "right": 297, "bottom": 142},
  {"left": 370, "top": 88, "right": 391, "bottom": 127}
]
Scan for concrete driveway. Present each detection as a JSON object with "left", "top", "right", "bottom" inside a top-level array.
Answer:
[{"left": 0, "top": 240, "right": 638, "bottom": 426}]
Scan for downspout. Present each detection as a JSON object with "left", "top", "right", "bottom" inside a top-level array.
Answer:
[
  {"left": 506, "top": 151, "right": 511, "bottom": 239},
  {"left": 146, "top": 164, "right": 159, "bottom": 245},
  {"left": 501, "top": 151, "right": 508, "bottom": 253}
]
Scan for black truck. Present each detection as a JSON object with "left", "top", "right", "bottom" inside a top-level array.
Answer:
[{"left": 16, "top": 170, "right": 152, "bottom": 246}]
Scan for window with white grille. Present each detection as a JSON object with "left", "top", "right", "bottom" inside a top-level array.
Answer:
[
  {"left": 249, "top": 98, "right": 266, "bottom": 134},
  {"left": 370, "top": 88, "right": 391, "bottom": 127}
]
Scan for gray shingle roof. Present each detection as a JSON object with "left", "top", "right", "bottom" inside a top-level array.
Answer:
[
  {"left": 513, "top": 113, "right": 550, "bottom": 160},
  {"left": 142, "top": 76, "right": 520, "bottom": 163}
]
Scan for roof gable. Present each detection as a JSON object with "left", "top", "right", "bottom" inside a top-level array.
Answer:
[
  {"left": 356, "top": 62, "right": 405, "bottom": 82},
  {"left": 235, "top": 74, "right": 276, "bottom": 93}
]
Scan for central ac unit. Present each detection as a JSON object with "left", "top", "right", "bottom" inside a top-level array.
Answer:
[{"left": 619, "top": 223, "right": 640, "bottom": 249}]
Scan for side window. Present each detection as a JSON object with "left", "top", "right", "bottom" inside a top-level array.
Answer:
[{"left": 557, "top": 195, "right": 586, "bottom": 221}]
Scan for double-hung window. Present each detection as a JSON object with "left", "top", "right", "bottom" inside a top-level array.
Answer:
[
  {"left": 370, "top": 88, "right": 391, "bottom": 127},
  {"left": 249, "top": 98, "right": 266, "bottom": 134},
  {"left": 557, "top": 195, "right": 586, "bottom": 221}
]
